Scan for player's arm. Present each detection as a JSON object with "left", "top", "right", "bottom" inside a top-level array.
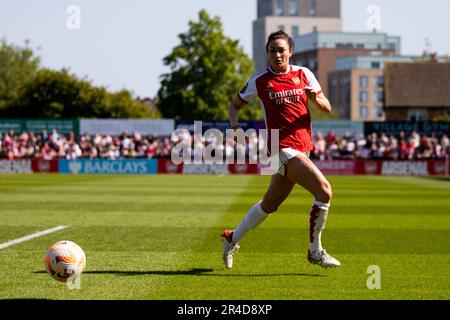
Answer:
[
  {"left": 229, "top": 95, "right": 247, "bottom": 129},
  {"left": 305, "top": 86, "right": 332, "bottom": 113},
  {"left": 231, "top": 77, "right": 256, "bottom": 128}
]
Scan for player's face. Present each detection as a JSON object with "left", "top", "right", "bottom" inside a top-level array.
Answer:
[{"left": 267, "top": 39, "right": 292, "bottom": 73}]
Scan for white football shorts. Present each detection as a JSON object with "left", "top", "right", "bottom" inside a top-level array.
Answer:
[{"left": 276, "top": 148, "right": 310, "bottom": 176}]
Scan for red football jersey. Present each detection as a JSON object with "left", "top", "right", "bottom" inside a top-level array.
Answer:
[{"left": 238, "top": 65, "right": 322, "bottom": 153}]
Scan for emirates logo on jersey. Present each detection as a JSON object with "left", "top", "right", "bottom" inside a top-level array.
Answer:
[
  {"left": 292, "top": 77, "right": 301, "bottom": 85},
  {"left": 268, "top": 88, "right": 304, "bottom": 105}
]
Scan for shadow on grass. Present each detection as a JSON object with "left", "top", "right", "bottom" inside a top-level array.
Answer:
[{"left": 35, "top": 268, "right": 325, "bottom": 277}]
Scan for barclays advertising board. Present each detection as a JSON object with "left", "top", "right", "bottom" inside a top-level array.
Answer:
[{"left": 59, "top": 159, "right": 157, "bottom": 174}]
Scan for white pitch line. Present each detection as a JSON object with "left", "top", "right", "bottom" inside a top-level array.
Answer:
[{"left": 0, "top": 226, "right": 69, "bottom": 250}]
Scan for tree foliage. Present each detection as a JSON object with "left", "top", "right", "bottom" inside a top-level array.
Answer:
[
  {"left": 2, "top": 69, "right": 154, "bottom": 119},
  {"left": 0, "top": 39, "right": 40, "bottom": 111},
  {"left": 0, "top": 40, "right": 159, "bottom": 119},
  {"left": 157, "top": 10, "right": 262, "bottom": 120}
]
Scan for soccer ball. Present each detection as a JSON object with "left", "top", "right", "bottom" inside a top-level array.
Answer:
[{"left": 44, "top": 240, "right": 86, "bottom": 282}]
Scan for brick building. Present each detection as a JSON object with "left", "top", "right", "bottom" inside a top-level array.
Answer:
[
  {"left": 384, "top": 62, "right": 450, "bottom": 121},
  {"left": 328, "top": 55, "right": 414, "bottom": 121},
  {"left": 291, "top": 31, "right": 400, "bottom": 96}
]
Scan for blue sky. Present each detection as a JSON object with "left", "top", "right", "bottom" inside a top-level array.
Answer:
[{"left": 1, "top": 0, "right": 449, "bottom": 98}]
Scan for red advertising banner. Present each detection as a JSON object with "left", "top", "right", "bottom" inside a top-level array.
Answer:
[
  {"left": 354, "top": 160, "right": 449, "bottom": 176},
  {"left": 31, "top": 159, "right": 58, "bottom": 173},
  {"left": 0, "top": 159, "right": 447, "bottom": 176},
  {"left": 428, "top": 160, "right": 448, "bottom": 176},
  {"left": 0, "top": 160, "right": 32, "bottom": 174},
  {"left": 313, "top": 160, "right": 356, "bottom": 175},
  {"left": 228, "top": 163, "right": 259, "bottom": 174},
  {"left": 157, "top": 159, "right": 449, "bottom": 176},
  {"left": 380, "top": 161, "right": 429, "bottom": 176},
  {"left": 157, "top": 159, "right": 183, "bottom": 174},
  {"left": 157, "top": 160, "right": 260, "bottom": 174},
  {"left": 355, "top": 160, "right": 382, "bottom": 175}
]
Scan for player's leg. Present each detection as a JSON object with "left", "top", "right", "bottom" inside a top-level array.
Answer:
[
  {"left": 285, "top": 154, "right": 340, "bottom": 267},
  {"left": 221, "top": 173, "right": 295, "bottom": 269},
  {"left": 233, "top": 173, "right": 295, "bottom": 242}
]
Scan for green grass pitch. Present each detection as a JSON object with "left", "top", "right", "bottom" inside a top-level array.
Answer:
[{"left": 0, "top": 174, "right": 449, "bottom": 300}]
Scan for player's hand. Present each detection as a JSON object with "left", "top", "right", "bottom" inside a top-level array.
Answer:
[
  {"left": 304, "top": 86, "right": 331, "bottom": 113},
  {"left": 304, "top": 86, "right": 318, "bottom": 99}
]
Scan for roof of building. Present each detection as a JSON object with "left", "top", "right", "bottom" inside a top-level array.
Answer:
[
  {"left": 335, "top": 55, "right": 414, "bottom": 71},
  {"left": 294, "top": 31, "right": 400, "bottom": 54},
  {"left": 384, "top": 62, "right": 450, "bottom": 108}
]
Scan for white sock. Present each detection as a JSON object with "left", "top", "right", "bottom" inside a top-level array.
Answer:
[
  {"left": 232, "top": 201, "right": 268, "bottom": 243},
  {"left": 309, "top": 200, "right": 330, "bottom": 253}
]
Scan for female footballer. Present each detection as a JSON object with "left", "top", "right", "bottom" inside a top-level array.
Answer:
[{"left": 221, "top": 30, "right": 340, "bottom": 269}]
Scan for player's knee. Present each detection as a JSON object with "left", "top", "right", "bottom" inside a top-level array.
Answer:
[
  {"left": 319, "top": 182, "right": 332, "bottom": 203},
  {"left": 260, "top": 200, "right": 278, "bottom": 214}
]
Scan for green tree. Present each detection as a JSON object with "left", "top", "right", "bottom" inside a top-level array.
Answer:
[
  {"left": 105, "top": 90, "right": 160, "bottom": 118},
  {"left": 157, "top": 9, "right": 261, "bottom": 120},
  {"left": 0, "top": 39, "right": 40, "bottom": 111},
  {"left": 3, "top": 68, "right": 153, "bottom": 119}
]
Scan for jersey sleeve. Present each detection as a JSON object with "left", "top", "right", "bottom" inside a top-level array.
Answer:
[
  {"left": 302, "top": 67, "right": 322, "bottom": 94},
  {"left": 238, "top": 76, "right": 258, "bottom": 103}
]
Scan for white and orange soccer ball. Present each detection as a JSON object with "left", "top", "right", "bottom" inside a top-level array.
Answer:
[{"left": 44, "top": 240, "right": 86, "bottom": 282}]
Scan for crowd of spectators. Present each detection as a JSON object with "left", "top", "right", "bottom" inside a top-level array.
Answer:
[
  {"left": 310, "top": 130, "right": 449, "bottom": 160},
  {"left": 0, "top": 128, "right": 448, "bottom": 161},
  {"left": 0, "top": 129, "right": 172, "bottom": 160}
]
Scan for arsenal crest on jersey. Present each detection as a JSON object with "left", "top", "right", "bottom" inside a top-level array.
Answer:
[{"left": 292, "top": 77, "right": 301, "bottom": 85}]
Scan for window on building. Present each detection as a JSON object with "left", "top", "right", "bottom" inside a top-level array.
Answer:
[
  {"left": 275, "top": 0, "right": 284, "bottom": 16},
  {"left": 359, "top": 91, "right": 368, "bottom": 103},
  {"left": 289, "top": 0, "right": 298, "bottom": 16},
  {"left": 375, "top": 106, "right": 384, "bottom": 118},
  {"left": 277, "top": 24, "right": 285, "bottom": 31},
  {"left": 340, "top": 76, "right": 349, "bottom": 86},
  {"left": 371, "top": 61, "right": 381, "bottom": 69},
  {"left": 310, "top": 0, "right": 317, "bottom": 17},
  {"left": 375, "top": 91, "right": 384, "bottom": 103},
  {"left": 312, "top": 26, "right": 318, "bottom": 33},
  {"left": 359, "top": 106, "right": 369, "bottom": 119},
  {"left": 336, "top": 43, "right": 354, "bottom": 49},
  {"left": 408, "top": 109, "right": 428, "bottom": 121},
  {"left": 292, "top": 25, "right": 299, "bottom": 37},
  {"left": 331, "top": 78, "right": 338, "bottom": 88},
  {"left": 359, "top": 76, "right": 368, "bottom": 88},
  {"left": 374, "top": 76, "right": 384, "bottom": 88}
]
